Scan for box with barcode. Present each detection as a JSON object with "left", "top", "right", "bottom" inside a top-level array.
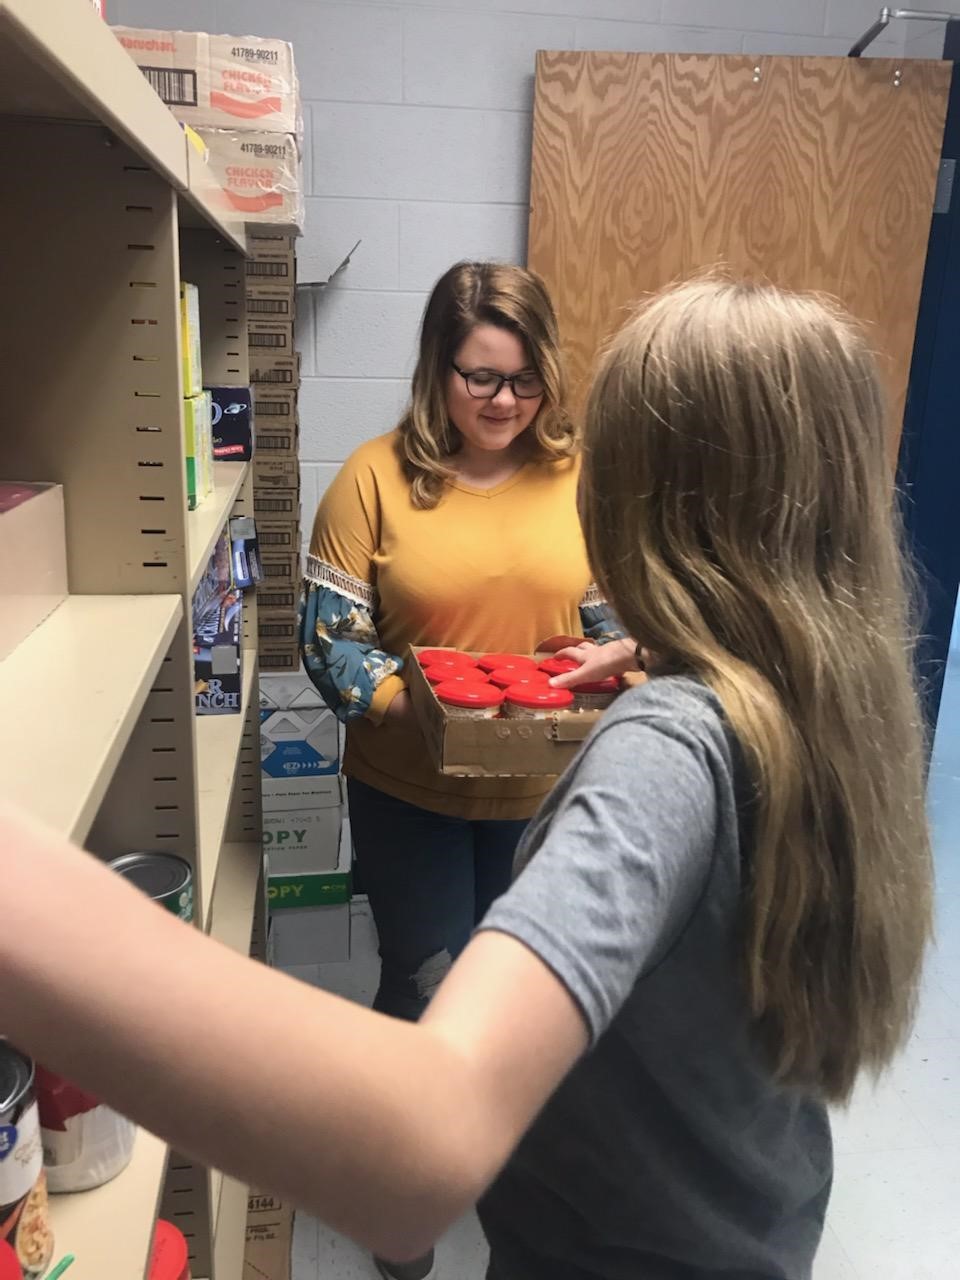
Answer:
[
  {"left": 249, "top": 351, "right": 299, "bottom": 389},
  {"left": 248, "top": 320, "right": 295, "bottom": 355},
  {"left": 113, "top": 29, "right": 301, "bottom": 137},
  {"left": 256, "top": 421, "right": 298, "bottom": 457},
  {"left": 246, "top": 247, "right": 296, "bottom": 286},
  {"left": 254, "top": 456, "right": 300, "bottom": 490},
  {"left": 260, "top": 554, "right": 301, "bottom": 588},
  {"left": 253, "top": 388, "right": 297, "bottom": 422},
  {"left": 254, "top": 490, "right": 299, "bottom": 521},
  {"left": 259, "top": 608, "right": 298, "bottom": 644},
  {"left": 198, "top": 129, "right": 303, "bottom": 233},
  {"left": 246, "top": 287, "right": 295, "bottom": 317},
  {"left": 257, "top": 582, "right": 298, "bottom": 611},
  {"left": 258, "top": 520, "right": 300, "bottom": 554}
]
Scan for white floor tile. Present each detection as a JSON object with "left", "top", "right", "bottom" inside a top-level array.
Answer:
[
  {"left": 828, "top": 1146, "right": 960, "bottom": 1279},
  {"left": 829, "top": 1073, "right": 936, "bottom": 1156},
  {"left": 813, "top": 1224, "right": 861, "bottom": 1279}
]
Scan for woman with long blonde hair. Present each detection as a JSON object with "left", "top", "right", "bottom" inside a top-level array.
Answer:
[{"left": 2, "top": 279, "right": 931, "bottom": 1280}]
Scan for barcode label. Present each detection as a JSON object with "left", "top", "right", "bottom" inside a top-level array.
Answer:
[
  {"left": 260, "top": 531, "right": 295, "bottom": 548},
  {"left": 248, "top": 298, "right": 291, "bottom": 316},
  {"left": 259, "top": 622, "right": 297, "bottom": 639},
  {"left": 254, "top": 400, "right": 292, "bottom": 417},
  {"left": 142, "top": 66, "right": 198, "bottom": 106},
  {"left": 259, "top": 590, "right": 296, "bottom": 608},
  {"left": 247, "top": 261, "right": 292, "bottom": 279},
  {"left": 259, "top": 652, "right": 297, "bottom": 670},
  {"left": 251, "top": 369, "right": 294, "bottom": 384},
  {"left": 256, "top": 433, "right": 294, "bottom": 451},
  {"left": 248, "top": 332, "right": 289, "bottom": 349},
  {"left": 255, "top": 496, "right": 297, "bottom": 514}
]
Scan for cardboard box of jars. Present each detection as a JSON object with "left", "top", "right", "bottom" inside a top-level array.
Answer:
[{"left": 407, "top": 646, "right": 643, "bottom": 777}]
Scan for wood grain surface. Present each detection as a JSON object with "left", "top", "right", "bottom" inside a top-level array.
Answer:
[{"left": 528, "top": 53, "right": 950, "bottom": 453}]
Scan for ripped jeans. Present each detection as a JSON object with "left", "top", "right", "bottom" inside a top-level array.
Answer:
[{"left": 347, "top": 778, "right": 527, "bottom": 1021}]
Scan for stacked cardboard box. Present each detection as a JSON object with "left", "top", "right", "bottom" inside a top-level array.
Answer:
[
  {"left": 260, "top": 671, "right": 350, "bottom": 967},
  {"left": 247, "top": 233, "right": 301, "bottom": 672},
  {"left": 112, "top": 27, "right": 304, "bottom": 235}
]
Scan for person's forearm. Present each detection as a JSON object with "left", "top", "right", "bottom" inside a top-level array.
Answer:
[{"left": 0, "top": 809, "right": 491, "bottom": 1261}]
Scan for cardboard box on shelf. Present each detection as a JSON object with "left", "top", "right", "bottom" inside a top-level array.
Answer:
[
  {"left": 248, "top": 318, "right": 295, "bottom": 351},
  {"left": 246, "top": 288, "right": 295, "bottom": 318},
  {"left": 246, "top": 246, "right": 296, "bottom": 287},
  {"left": 258, "top": 646, "right": 299, "bottom": 674},
  {"left": 407, "top": 646, "right": 633, "bottom": 777},
  {"left": 256, "top": 519, "right": 300, "bottom": 555},
  {"left": 258, "top": 554, "right": 300, "bottom": 586},
  {"left": 252, "top": 386, "right": 297, "bottom": 422},
  {"left": 258, "top": 608, "right": 298, "bottom": 646},
  {"left": 249, "top": 350, "right": 299, "bottom": 389},
  {"left": 257, "top": 582, "right": 298, "bottom": 612},
  {"left": 244, "top": 1191, "right": 293, "bottom": 1280},
  {"left": 0, "top": 483, "right": 67, "bottom": 662},
  {"left": 196, "top": 128, "right": 303, "bottom": 233},
  {"left": 183, "top": 390, "right": 213, "bottom": 510},
  {"left": 180, "top": 281, "right": 203, "bottom": 397},
  {"left": 113, "top": 28, "right": 300, "bottom": 137},
  {"left": 209, "top": 385, "right": 254, "bottom": 462},
  {"left": 255, "top": 420, "right": 298, "bottom": 457},
  {"left": 253, "top": 456, "right": 299, "bottom": 489},
  {"left": 254, "top": 490, "right": 299, "bottom": 520}
]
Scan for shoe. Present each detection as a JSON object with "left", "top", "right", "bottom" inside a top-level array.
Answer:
[{"left": 374, "top": 1248, "right": 437, "bottom": 1280}]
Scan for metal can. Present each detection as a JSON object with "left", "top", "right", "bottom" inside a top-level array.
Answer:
[
  {"left": 108, "top": 853, "right": 194, "bottom": 922},
  {"left": 0, "top": 1043, "right": 54, "bottom": 1280}
]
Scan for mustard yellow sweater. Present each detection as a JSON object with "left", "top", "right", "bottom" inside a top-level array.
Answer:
[{"left": 303, "top": 431, "right": 616, "bottom": 819}]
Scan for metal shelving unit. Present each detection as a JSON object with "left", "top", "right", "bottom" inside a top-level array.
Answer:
[{"left": 0, "top": 2, "right": 263, "bottom": 1276}]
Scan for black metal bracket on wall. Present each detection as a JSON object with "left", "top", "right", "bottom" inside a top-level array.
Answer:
[{"left": 898, "top": 19, "right": 960, "bottom": 737}]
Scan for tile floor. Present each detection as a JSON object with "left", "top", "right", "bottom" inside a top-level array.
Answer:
[{"left": 291, "top": 651, "right": 960, "bottom": 1280}]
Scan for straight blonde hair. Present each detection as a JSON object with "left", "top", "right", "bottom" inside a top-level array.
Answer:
[
  {"left": 398, "top": 262, "right": 577, "bottom": 508},
  {"left": 581, "top": 278, "right": 932, "bottom": 1102}
]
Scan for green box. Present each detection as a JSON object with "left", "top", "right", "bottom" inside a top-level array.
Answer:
[
  {"left": 180, "top": 281, "right": 203, "bottom": 396},
  {"left": 267, "top": 869, "right": 351, "bottom": 910}
]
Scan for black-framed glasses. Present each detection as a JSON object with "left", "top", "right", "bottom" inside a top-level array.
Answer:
[{"left": 451, "top": 362, "right": 545, "bottom": 399}]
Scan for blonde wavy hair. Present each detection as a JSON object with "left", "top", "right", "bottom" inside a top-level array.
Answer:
[
  {"left": 398, "top": 262, "right": 577, "bottom": 508},
  {"left": 581, "top": 278, "right": 932, "bottom": 1102}
]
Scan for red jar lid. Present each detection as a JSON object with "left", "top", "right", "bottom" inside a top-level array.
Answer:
[
  {"left": 538, "top": 656, "right": 581, "bottom": 677},
  {"left": 504, "top": 685, "right": 574, "bottom": 710},
  {"left": 435, "top": 681, "right": 504, "bottom": 710},
  {"left": 488, "top": 667, "right": 549, "bottom": 690},
  {"left": 149, "top": 1220, "right": 191, "bottom": 1280},
  {"left": 0, "top": 1242, "right": 20, "bottom": 1280},
  {"left": 417, "top": 649, "right": 476, "bottom": 669},
  {"left": 476, "top": 653, "right": 537, "bottom": 673},
  {"left": 424, "top": 667, "right": 490, "bottom": 687},
  {"left": 572, "top": 677, "right": 620, "bottom": 694}
]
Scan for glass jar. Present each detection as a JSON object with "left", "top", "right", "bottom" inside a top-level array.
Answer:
[
  {"left": 487, "top": 667, "right": 549, "bottom": 691},
  {"left": 434, "top": 682, "right": 505, "bottom": 719},
  {"left": 476, "top": 653, "right": 538, "bottom": 675},
  {"left": 502, "top": 686, "right": 575, "bottom": 718},
  {"left": 570, "top": 677, "right": 620, "bottom": 710}
]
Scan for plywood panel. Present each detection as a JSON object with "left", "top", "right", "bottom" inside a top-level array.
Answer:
[{"left": 529, "top": 53, "right": 950, "bottom": 453}]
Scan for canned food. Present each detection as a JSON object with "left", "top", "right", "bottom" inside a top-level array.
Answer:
[
  {"left": 108, "top": 853, "right": 194, "bottom": 922},
  {"left": 0, "top": 1043, "right": 54, "bottom": 1280},
  {"left": 502, "top": 686, "right": 575, "bottom": 718},
  {"left": 434, "top": 682, "right": 504, "bottom": 719}
]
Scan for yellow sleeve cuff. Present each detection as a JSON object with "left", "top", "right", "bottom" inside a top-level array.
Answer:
[{"left": 366, "top": 674, "right": 407, "bottom": 726}]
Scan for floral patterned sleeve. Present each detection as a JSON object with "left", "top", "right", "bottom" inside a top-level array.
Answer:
[
  {"left": 300, "top": 555, "right": 404, "bottom": 723},
  {"left": 579, "top": 583, "right": 627, "bottom": 645}
]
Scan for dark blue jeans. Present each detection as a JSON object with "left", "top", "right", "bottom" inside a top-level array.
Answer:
[{"left": 347, "top": 777, "right": 527, "bottom": 1021}]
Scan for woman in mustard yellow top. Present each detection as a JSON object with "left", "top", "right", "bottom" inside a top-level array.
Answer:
[{"left": 300, "top": 262, "right": 622, "bottom": 1032}]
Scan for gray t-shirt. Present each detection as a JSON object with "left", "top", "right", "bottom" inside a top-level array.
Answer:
[{"left": 478, "top": 676, "right": 831, "bottom": 1280}]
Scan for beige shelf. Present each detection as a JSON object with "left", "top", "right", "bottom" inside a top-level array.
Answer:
[
  {"left": 188, "top": 463, "right": 250, "bottom": 594},
  {"left": 212, "top": 1175, "right": 249, "bottom": 1280},
  {"left": 0, "top": 594, "right": 182, "bottom": 842},
  {"left": 0, "top": 0, "right": 246, "bottom": 253},
  {"left": 48, "top": 1127, "right": 168, "bottom": 1280},
  {"left": 208, "top": 841, "right": 263, "bottom": 952},
  {"left": 196, "top": 657, "right": 258, "bottom": 927}
]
